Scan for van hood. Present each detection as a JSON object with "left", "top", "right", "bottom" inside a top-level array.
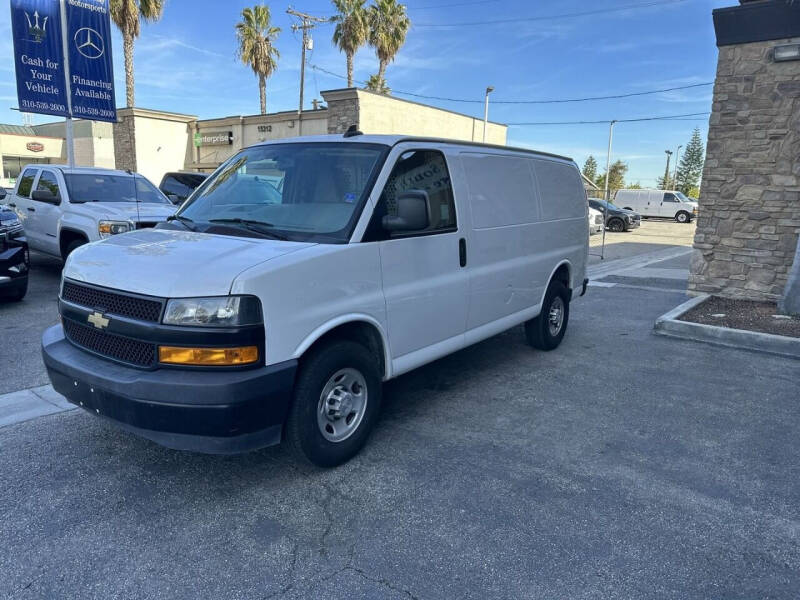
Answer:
[
  {"left": 72, "top": 202, "right": 176, "bottom": 223},
  {"left": 65, "top": 228, "right": 315, "bottom": 297}
]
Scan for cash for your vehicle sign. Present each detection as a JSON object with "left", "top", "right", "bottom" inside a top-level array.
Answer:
[
  {"left": 10, "top": 0, "right": 70, "bottom": 118},
  {"left": 65, "top": 0, "right": 116, "bottom": 122}
]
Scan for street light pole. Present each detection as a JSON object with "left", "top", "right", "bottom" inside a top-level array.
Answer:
[
  {"left": 483, "top": 86, "right": 494, "bottom": 142},
  {"left": 663, "top": 150, "right": 673, "bottom": 190},
  {"left": 673, "top": 144, "right": 682, "bottom": 189},
  {"left": 600, "top": 119, "right": 617, "bottom": 260}
]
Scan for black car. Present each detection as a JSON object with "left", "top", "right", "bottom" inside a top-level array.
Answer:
[
  {"left": 0, "top": 193, "right": 29, "bottom": 302},
  {"left": 159, "top": 171, "right": 208, "bottom": 205},
  {"left": 588, "top": 198, "right": 641, "bottom": 232}
]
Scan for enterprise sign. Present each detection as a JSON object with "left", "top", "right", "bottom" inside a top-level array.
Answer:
[{"left": 194, "top": 131, "right": 234, "bottom": 147}]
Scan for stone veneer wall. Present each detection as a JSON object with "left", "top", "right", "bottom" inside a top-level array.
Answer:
[
  {"left": 325, "top": 96, "right": 359, "bottom": 134},
  {"left": 113, "top": 111, "right": 137, "bottom": 172},
  {"left": 689, "top": 36, "right": 800, "bottom": 301}
]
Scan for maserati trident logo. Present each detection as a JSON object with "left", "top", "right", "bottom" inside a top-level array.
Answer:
[
  {"left": 87, "top": 312, "right": 109, "bottom": 330},
  {"left": 24, "top": 10, "right": 48, "bottom": 43},
  {"left": 74, "top": 27, "right": 105, "bottom": 59}
]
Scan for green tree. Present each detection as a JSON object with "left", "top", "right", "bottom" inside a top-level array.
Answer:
[
  {"left": 595, "top": 160, "right": 628, "bottom": 199},
  {"left": 235, "top": 5, "right": 281, "bottom": 115},
  {"left": 367, "top": 0, "right": 410, "bottom": 92},
  {"left": 627, "top": 182, "right": 642, "bottom": 189},
  {"left": 332, "top": 0, "right": 369, "bottom": 88},
  {"left": 110, "top": 0, "right": 165, "bottom": 107},
  {"left": 675, "top": 127, "right": 705, "bottom": 195},
  {"left": 365, "top": 73, "right": 391, "bottom": 94},
  {"left": 582, "top": 155, "right": 598, "bottom": 182},
  {"left": 656, "top": 174, "right": 676, "bottom": 190}
]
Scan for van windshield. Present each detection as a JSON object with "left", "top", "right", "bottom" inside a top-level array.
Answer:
[
  {"left": 675, "top": 192, "right": 691, "bottom": 202},
  {"left": 179, "top": 142, "right": 388, "bottom": 243}
]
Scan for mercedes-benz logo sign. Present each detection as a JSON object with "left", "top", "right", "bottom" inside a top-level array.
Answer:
[{"left": 74, "top": 27, "right": 104, "bottom": 59}]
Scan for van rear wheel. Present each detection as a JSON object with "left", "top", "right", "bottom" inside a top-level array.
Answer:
[
  {"left": 285, "top": 340, "right": 382, "bottom": 468},
  {"left": 525, "top": 280, "right": 570, "bottom": 351}
]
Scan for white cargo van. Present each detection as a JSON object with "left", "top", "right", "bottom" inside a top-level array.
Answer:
[
  {"left": 614, "top": 189, "right": 698, "bottom": 223},
  {"left": 42, "top": 135, "right": 589, "bottom": 467}
]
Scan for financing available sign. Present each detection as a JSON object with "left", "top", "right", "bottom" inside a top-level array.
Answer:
[{"left": 10, "top": 0, "right": 116, "bottom": 123}]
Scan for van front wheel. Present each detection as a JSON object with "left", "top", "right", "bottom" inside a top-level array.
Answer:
[
  {"left": 525, "top": 281, "right": 570, "bottom": 351},
  {"left": 675, "top": 211, "right": 690, "bottom": 223},
  {"left": 285, "top": 340, "right": 382, "bottom": 468}
]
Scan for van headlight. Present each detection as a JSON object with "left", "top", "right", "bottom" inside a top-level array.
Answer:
[
  {"left": 98, "top": 220, "right": 133, "bottom": 238},
  {"left": 163, "top": 295, "right": 263, "bottom": 327}
]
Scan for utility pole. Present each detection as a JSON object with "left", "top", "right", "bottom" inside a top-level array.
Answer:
[
  {"left": 600, "top": 119, "right": 617, "bottom": 260},
  {"left": 663, "top": 150, "right": 673, "bottom": 190},
  {"left": 287, "top": 7, "right": 328, "bottom": 134}
]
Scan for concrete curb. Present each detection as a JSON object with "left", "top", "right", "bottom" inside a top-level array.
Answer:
[{"left": 654, "top": 294, "right": 800, "bottom": 360}]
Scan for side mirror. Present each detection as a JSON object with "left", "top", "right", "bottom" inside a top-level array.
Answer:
[
  {"left": 0, "top": 188, "right": 6, "bottom": 200},
  {"left": 167, "top": 194, "right": 181, "bottom": 204},
  {"left": 382, "top": 190, "right": 430, "bottom": 232},
  {"left": 32, "top": 189, "right": 60, "bottom": 205}
]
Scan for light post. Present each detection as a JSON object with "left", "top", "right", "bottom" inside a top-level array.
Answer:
[
  {"left": 600, "top": 119, "right": 617, "bottom": 259},
  {"left": 483, "top": 86, "right": 494, "bottom": 142},
  {"left": 672, "top": 144, "right": 682, "bottom": 189},
  {"left": 663, "top": 150, "right": 673, "bottom": 190}
]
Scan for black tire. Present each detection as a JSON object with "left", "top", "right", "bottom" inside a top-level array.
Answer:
[
  {"left": 608, "top": 217, "right": 625, "bottom": 232},
  {"left": 675, "top": 211, "right": 690, "bottom": 223},
  {"left": 525, "top": 280, "right": 570, "bottom": 351},
  {"left": 285, "top": 340, "right": 382, "bottom": 468},
  {"left": 0, "top": 279, "right": 27, "bottom": 302},
  {"left": 63, "top": 238, "right": 86, "bottom": 261}
]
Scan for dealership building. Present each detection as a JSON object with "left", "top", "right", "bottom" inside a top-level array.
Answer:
[{"left": 0, "top": 88, "right": 507, "bottom": 189}]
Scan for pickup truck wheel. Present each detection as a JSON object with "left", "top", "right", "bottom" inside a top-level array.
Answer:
[
  {"left": 285, "top": 340, "right": 382, "bottom": 468},
  {"left": 608, "top": 218, "right": 625, "bottom": 232},
  {"left": 63, "top": 239, "right": 86, "bottom": 260},
  {"left": 675, "top": 211, "right": 690, "bottom": 223},
  {"left": 1, "top": 279, "right": 27, "bottom": 302},
  {"left": 525, "top": 280, "right": 569, "bottom": 351}
]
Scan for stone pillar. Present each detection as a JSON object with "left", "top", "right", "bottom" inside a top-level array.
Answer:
[
  {"left": 321, "top": 89, "right": 360, "bottom": 134},
  {"left": 688, "top": 1, "right": 800, "bottom": 303},
  {"left": 113, "top": 108, "right": 137, "bottom": 172}
]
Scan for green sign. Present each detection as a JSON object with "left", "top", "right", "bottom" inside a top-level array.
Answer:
[{"left": 193, "top": 132, "right": 202, "bottom": 147}]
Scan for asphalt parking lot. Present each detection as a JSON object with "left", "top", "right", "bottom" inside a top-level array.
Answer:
[{"left": 3, "top": 220, "right": 800, "bottom": 599}]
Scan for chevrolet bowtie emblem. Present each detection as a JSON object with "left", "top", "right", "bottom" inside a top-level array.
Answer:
[{"left": 87, "top": 312, "right": 110, "bottom": 330}]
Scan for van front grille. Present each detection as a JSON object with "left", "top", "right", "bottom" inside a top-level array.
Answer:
[
  {"left": 63, "top": 318, "right": 156, "bottom": 368},
  {"left": 62, "top": 281, "right": 163, "bottom": 323}
]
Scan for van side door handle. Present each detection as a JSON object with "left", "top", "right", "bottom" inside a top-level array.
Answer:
[
  {"left": 27, "top": 207, "right": 35, "bottom": 212},
  {"left": 459, "top": 238, "right": 467, "bottom": 268}
]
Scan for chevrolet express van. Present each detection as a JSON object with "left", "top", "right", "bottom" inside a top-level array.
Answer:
[
  {"left": 614, "top": 189, "right": 698, "bottom": 223},
  {"left": 42, "top": 134, "right": 589, "bottom": 467}
]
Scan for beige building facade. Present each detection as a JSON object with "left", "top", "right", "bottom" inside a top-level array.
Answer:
[{"left": 2, "top": 87, "right": 508, "bottom": 189}]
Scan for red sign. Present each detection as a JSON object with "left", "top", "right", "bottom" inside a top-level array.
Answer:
[{"left": 26, "top": 142, "right": 44, "bottom": 152}]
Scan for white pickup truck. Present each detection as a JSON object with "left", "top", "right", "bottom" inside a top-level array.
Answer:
[{"left": 7, "top": 165, "right": 176, "bottom": 260}]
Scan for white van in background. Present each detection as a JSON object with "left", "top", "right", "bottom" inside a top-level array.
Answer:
[
  {"left": 43, "top": 134, "right": 589, "bottom": 467},
  {"left": 614, "top": 189, "right": 698, "bottom": 223}
]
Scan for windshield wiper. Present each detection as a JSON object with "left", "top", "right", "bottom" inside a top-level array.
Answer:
[
  {"left": 167, "top": 214, "right": 197, "bottom": 231},
  {"left": 208, "top": 218, "right": 288, "bottom": 240}
]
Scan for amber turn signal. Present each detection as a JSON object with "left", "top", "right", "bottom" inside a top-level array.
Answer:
[{"left": 158, "top": 345, "right": 259, "bottom": 366}]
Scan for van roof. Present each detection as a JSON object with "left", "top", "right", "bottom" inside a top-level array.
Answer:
[{"left": 253, "top": 134, "right": 573, "bottom": 163}]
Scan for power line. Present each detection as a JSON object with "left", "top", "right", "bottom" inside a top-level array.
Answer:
[
  {"left": 507, "top": 112, "right": 710, "bottom": 126},
  {"left": 411, "top": 0, "right": 502, "bottom": 9},
  {"left": 415, "top": 0, "right": 689, "bottom": 27},
  {"left": 309, "top": 64, "right": 713, "bottom": 104}
]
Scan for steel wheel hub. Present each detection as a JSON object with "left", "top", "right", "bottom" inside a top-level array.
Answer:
[
  {"left": 548, "top": 296, "right": 565, "bottom": 336},
  {"left": 317, "top": 368, "right": 368, "bottom": 443}
]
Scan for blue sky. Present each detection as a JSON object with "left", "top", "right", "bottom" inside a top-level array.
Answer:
[{"left": 1, "top": 0, "right": 733, "bottom": 184}]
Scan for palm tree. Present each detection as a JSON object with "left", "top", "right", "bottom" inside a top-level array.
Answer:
[
  {"left": 110, "top": 0, "right": 165, "bottom": 108},
  {"left": 332, "top": 0, "right": 369, "bottom": 88},
  {"left": 235, "top": 5, "right": 281, "bottom": 115},
  {"left": 365, "top": 73, "right": 390, "bottom": 95},
  {"left": 367, "top": 0, "right": 410, "bottom": 91}
]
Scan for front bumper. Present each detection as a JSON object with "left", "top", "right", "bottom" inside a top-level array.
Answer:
[
  {"left": 0, "top": 238, "right": 28, "bottom": 295},
  {"left": 42, "top": 324, "right": 297, "bottom": 454}
]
